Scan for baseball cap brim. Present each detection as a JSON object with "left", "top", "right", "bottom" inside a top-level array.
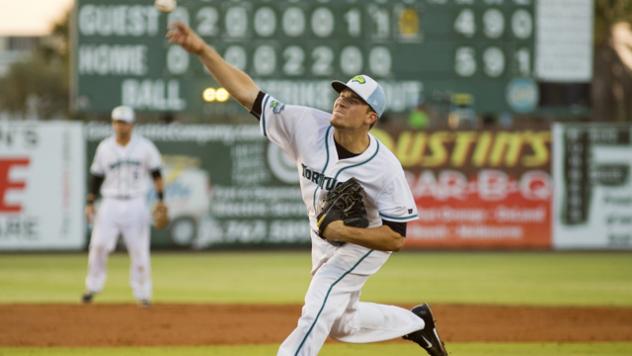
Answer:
[{"left": 331, "top": 81, "right": 350, "bottom": 94}]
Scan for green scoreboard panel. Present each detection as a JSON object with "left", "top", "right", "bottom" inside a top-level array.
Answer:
[{"left": 73, "top": 0, "right": 539, "bottom": 116}]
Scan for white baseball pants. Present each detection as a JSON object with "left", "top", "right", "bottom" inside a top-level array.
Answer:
[
  {"left": 277, "top": 245, "right": 424, "bottom": 356},
  {"left": 85, "top": 197, "right": 152, "bottom": 301}
]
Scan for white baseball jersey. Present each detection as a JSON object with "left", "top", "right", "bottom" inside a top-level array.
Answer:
[
  {"left": 257, "top": 93, "right": 423, "bottom": 356},
  {"left": 90, "top": 134, "right": 162, "bottom": 199},
  {"left": 259, "top": 93, "right": 418, "bottom": 268}
]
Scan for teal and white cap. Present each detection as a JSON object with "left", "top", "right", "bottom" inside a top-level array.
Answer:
[
  {"left": 111, "top": 105, "right": 135, "bottom": 123},
  {"left": 331, "top": 74, "right": 386, "bottom": 118}
]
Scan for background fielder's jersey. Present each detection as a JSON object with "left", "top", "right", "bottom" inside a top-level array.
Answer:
[
  {"left": 90, "top": 134, "right": 162, "bottom": 199},
  {"left": 258, "top": 93, "right": 418, "bottom": 233}
]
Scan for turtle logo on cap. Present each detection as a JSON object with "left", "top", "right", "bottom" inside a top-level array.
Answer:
[{"left": 351, "top": 75, "right": 366, "bottom": 84}]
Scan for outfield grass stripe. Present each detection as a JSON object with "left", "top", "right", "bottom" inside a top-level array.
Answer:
[
  {"left": 3, "top": 343, "right": 632, "bottom": 356},
  {"left": 0, "top": 252, "right": 631, "bottom": 306}
]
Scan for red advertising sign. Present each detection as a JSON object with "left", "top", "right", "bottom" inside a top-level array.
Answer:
[
  {"left": 0, "top": 158, "right": 30, "bottom": 213},
  {"left": 373, "top": 128, "right": 552, "bottom": 249}
]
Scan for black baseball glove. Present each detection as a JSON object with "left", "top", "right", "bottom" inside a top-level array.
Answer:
[{"left": 316, "top": 178, "right": 369, "bottom": 241}]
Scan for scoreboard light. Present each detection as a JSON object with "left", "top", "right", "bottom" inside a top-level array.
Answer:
[
  {"left": 202, "top": 88, "right": 217, "bottom": 102},
  {"left": 202, "top": 87, "right": 230, "bottom": 103},
  {"left": 216, "top": 88, "right": 230, "bottom": 102}
]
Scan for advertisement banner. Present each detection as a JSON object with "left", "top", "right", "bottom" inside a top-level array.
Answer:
[
  {"left": 371, "top": 128, "right": 553, "bottom": 249},
  {"left": 86, "top": 124, "right": 554, "bottom": 250},
  {"left": 553, "top": 123, "right": 632, "bottom": 249},
  {"left": 0, "top": 121, "right": 85, "bottom": 250},
  {"left": 85, "top": 123, "right": 308, "bottom": 249}
]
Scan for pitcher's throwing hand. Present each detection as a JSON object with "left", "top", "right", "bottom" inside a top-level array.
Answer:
[{"left": 167, "top": 22, "right": 206, "bottom": 55}]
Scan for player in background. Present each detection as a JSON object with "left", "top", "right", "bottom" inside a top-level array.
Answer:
[
  {"left": 168, "top": 22, "right": 448, "bottom": 356},
  {"left": 82, "top": 106, "right": 166, "bottom": 308}
]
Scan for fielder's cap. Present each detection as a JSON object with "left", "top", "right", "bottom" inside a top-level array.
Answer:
[
  {"left": 331, "top": 74, "right": 386, "bottom": 118},
  {"left": 111, "top": 105, "right": 135, "bottom": 123}
]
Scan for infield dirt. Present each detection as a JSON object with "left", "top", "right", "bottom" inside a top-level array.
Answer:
[{"left": 2, "top": 304, "right": 632, "bottom": 346}]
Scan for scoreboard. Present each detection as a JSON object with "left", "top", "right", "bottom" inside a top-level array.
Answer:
[{"left": 72, "top": 0, "right": 590, "bottom": 117}]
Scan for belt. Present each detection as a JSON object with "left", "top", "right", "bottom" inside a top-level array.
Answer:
[{"left": 108, "top": 195, "right": 137, "bottom": 200}]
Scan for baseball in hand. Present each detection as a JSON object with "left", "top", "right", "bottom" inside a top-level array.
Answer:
[{"left": 155, "top": 0, "right": 177, "bottom": 13}]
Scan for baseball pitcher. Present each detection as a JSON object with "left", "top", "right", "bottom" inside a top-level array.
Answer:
[
  {"left": 82, "top": 106, "right": 167, "bottom": 307},
  {"left": 168, "top": 22, "right": 448, "bottom": 355}
]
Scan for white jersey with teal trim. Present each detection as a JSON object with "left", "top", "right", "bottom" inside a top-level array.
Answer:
[
  {"left": 259, "top": 93, "right": 425, "bottom": 356},
  {"left": 90, "top": 134, "right": 162, "bottom": 199},
  {"left": 259, "top": 93, "right": 418, "bottom": 233}
]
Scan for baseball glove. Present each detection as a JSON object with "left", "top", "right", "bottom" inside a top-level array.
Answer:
[
  {"left": 316, "top": 178, "right": 369, "bottom": 240},
  {"left": 152, "top": 202, "right": 169, "bottom": 230}
]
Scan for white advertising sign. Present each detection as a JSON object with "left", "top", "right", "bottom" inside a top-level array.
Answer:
[
  {"left": 553, "top": 123, "right": 632, "bottom": 249},
  {"left": 536, "top": 0, "right": 593, "bottom": 82},
  {"left": 0, "top": 121, "right": 85, "bottom": 250}
]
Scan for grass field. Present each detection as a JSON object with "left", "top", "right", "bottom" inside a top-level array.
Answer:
[
  {"left": 1, "top": 251, "right": 632, "bottom": 355},
  {"left": 1, "top": 251, "right": 631, "bottom": 305}
]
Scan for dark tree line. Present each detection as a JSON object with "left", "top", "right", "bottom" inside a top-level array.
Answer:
[
  {"left": 593, "top": 0, "right": 632, "bottom": 122},
  {"left": 0, "top": 11, "right": 70, "bottom": 119}
]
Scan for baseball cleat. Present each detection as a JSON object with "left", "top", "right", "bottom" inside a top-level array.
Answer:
[
  {"left": 81, "top": 292, "right": 94, "bottom": 304},
  {"left": 403, "top": 303, "right": 448, "bottom": 356},
  {"left": 140, "top": 299, "right": 151, "bottom": 308}
]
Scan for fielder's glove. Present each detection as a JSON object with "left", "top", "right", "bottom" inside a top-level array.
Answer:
[
  {"left": 316, "top": 178, "right": 369, "bottom": 242},
  {"left": 152, "top": 202, "right": 169, "bottom": 230}
]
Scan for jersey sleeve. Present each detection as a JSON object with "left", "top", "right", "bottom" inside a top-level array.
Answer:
[
  {"left": 257, "top": 93, "right": 322, "bottom": 161},
  {"left": 377, "top": 172, "right": 419, "bottom": 223},
  {"left": 89, "top": 142, "right": 106, "bottom": 176}
]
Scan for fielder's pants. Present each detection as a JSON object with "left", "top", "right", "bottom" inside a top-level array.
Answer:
[{"left": 85, "top": 197, "right": 152, "bottom": 301}]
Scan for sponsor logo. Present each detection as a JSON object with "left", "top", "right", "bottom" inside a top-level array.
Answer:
[
  {"left": 506, "top": 78, "right": 538, "bottom": 113},
  {"left": 371, "top": 129, "right": 551, "bottom": 169},
  {"left": 0, "top": 158, "right": 30, "bottom": 213},
  {"left": 421, "top": 336, "right": 433, "bottom": 348}
]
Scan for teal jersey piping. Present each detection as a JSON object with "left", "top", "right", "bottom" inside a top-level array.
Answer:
[
  {"left": 379, "top": 212, "right": 419, "bottom": 221},
  {"left": 333, "top": 138, "right": 380, "bottom": 181},
  {"left": 294, "top": 249, "right": 373, "bottom": 355},
  {"left": 312, "top": 125, "right": 333, "bottom": 211}
]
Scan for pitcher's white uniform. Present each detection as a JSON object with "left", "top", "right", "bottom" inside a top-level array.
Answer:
[
  {"left": 258, "top": 94, "right": 423, "bottom": 355},
  {"left": 85, "top": 134, "right": 162, "bottom": 302}
]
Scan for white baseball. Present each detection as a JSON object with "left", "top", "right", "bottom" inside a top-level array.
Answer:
[{"left": 155, "top": 0, "right": 177, "bottom": 13}]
